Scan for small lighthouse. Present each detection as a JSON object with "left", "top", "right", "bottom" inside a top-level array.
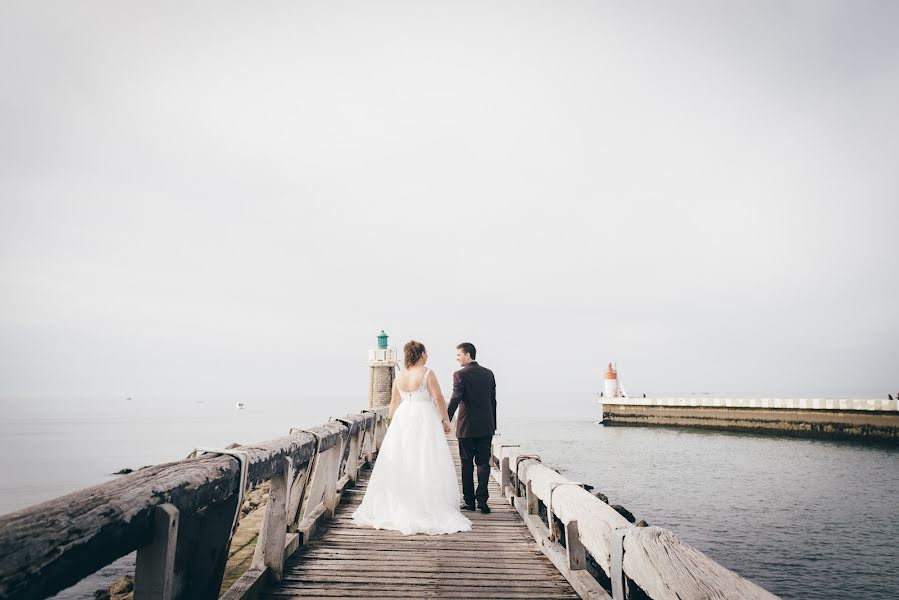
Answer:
[
  {"left": 368, "top": 330, "right": 397, "bottom": 408},
  {"left": 604, "top": 363, "right": 620, "bottom": 398}
]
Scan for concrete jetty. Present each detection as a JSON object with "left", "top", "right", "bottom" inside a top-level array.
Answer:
[{"left": 601, "top": 397, "right": 899, "bottom": 442}]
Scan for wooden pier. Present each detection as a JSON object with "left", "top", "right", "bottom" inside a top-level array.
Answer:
[
  {"left": 0, "top": 405, "right": 780, "bottom": 600},
  {"left": 261, "top": 437, "right": 579, "bottom": 599}
]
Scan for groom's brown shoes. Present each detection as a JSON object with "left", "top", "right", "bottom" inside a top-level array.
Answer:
[{"left": 478, "top": 503, "right": 491, "bottom": 514}]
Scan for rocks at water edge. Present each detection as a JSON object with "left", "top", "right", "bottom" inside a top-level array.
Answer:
[
  {"left": 94, "top": 575, "right": 133, "bottom": 600},
  {"left": 586, "top": 486, "right": 642, "bottom": 524},
  {"left": 112, "top": 468, "right": 133, "bottom": 475},
  {"left": 241, "top": 480, "right": 270, "bottom": 516},
  {"left": 611, "top": 504, "right": 636, "bottom": 523}
]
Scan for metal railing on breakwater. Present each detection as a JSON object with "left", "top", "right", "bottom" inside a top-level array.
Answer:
[
  {"left": 601, "top": 396, "right": 898, "bottom": 411},
  {"left": 600, "top": 397, "right": 899, "bottom": 441}
]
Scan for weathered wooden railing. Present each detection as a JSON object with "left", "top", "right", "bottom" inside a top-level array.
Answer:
[
  {"left": 491, "top": 435, "right": 780, "bottom": 600},
  {"left": 0, "top": 407, "right": 389, "bottom": 600}
]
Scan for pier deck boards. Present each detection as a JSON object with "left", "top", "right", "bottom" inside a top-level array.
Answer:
[{"left": 262, "top": 437, "right": 579, "bottom": 599}]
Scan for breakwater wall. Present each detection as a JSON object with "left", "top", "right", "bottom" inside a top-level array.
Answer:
[{"left": 601, "top": 397, "right": 899, "bottom": 442}]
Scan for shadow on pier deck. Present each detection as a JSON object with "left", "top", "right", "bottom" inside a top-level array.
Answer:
[{"left": 264, "top": 437, "right": 578, "bottom": 599}]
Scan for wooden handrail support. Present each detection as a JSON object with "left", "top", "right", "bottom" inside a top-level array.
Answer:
[
  {"left": 497, "top": 444, "right": 520, "bottom": 496},
  {"left": 0, "top": 406, "right": 389, "bottom": 600},
  {"left": 491, "top": 434, "right": 781, "bottom": 600},
  {"left": 330, "top": 417, "right": 359, "bottom": 485},
  {"left": 360, "top": 409, "right": 385, "bottom": 465}
]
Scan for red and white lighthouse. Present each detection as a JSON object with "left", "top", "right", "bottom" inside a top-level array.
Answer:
[{"left": 604, "top": 363, "right": 620, "bottom": 398}]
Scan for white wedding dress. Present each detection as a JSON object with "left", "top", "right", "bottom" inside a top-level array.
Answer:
[{"left": 352, "top": 368, "right": 472, "bottom": 535}]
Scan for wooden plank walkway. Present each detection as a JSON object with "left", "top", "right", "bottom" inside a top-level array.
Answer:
[{"left": 262, "top": 437, "right": 579, "bottom": 599}]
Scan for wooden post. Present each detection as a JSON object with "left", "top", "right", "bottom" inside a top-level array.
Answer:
[
  {"left": 374, "top": 414, "right": 386, "bottom": 450},
  {"left": 293, "top": 444, "right": 339, "bottom": 545},
  {"left": 547, "top": 482, "right": 583, "bottom": 542},
  {"left": 363, "top": 424, "right": 373, "bottom": 465},
  {"left": 369, "top": 417, "right": 378, "bottom": 457},
  {"left": 360, "top": 416, "right": 375, "bottom": 465},
  {"left": 171, "top": 489, "right": 241, "bottom": 599},
  {"left": 549, "top": 505, "right": 559, "bottom": 542},
  {"left": 514, "top": 454, "right": 541, "bottom": 498},
  {"left": 323, "top": 445, "right": 340, "bottom": 517},
  {"left": 252, "top": 457, "right": 290, "bottom": 582},
  {"left": 526, "top": 480, "right": 539, "bottom": 515},
  {"left": 565, "top": 520, "right": 586, "bottom": 571},
  {"left": 335, "top": 419, "right": 360, "bottom": 486},
  {"left": 301, "top": 448, "right": 328, "bottom": 519},
  {"left": 500, "top": 456, "right": 511, "bottom": 497},
  {"left": 286, "top": 429, "right": 320, "bottom": 532},
  {"left": 610, "top": 528, "right": 627, "bottom": 600},
  {"left": 345, "top": 429, "right": 360, "bottom": 482},
  {"left": 329, "top": 418, "right": 356, "bottom": 493},
  {"left": 286, "top": 460, "right": 313, "bottom": 532},
  {"left": 134, "top": 503, "right": 178, "bottom": 600}
]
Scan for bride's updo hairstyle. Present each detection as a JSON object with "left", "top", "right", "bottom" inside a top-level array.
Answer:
[{"left": 403, "top": 340, "right": 426, "bottom": 368}]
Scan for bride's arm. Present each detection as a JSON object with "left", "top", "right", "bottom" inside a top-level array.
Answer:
[
  {"left": 427, "top": 371, "right": 452, "bottom": 429},
  {"left": 388, "top": 379, "right": 401, "bottom": 419}
]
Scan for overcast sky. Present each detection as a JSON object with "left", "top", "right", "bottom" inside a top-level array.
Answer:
[{"left": 1, "top": 0, "right": 897, "bottom": 403}]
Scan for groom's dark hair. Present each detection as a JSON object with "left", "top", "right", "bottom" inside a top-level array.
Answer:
[{"left": 456, "top": 342, "right": 476, "bottom": 360}]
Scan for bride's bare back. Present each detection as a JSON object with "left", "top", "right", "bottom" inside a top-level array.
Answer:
[
  {"left": 396, "top": 366, "right": 430, "bottom": 393},
  {"left": 392, "top": 359, "right": 451, "bottom": 433}
]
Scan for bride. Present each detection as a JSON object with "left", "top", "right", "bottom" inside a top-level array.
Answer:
[{"left": 351, "top": 340, "right": 472, "bottom": 535}]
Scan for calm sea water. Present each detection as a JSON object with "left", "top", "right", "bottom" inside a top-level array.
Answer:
[
  {"left": 502, "top": 416, "right": 899, "bottom": 600},
  {"left": 1, "top": 396, "right": 897, "bottom": 599}
]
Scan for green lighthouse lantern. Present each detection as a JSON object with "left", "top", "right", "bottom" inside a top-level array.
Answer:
[{"left": 377, "top": 330, "right": 389, "bottom": 349}]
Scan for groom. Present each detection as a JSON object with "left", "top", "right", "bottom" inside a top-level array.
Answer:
[{"left": 448, "top": 342, "right": 497, "bottom": 514}]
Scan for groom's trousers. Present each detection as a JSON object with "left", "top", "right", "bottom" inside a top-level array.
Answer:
[{"left": 458, "top": 435, "right": 492, "bottom": 506}]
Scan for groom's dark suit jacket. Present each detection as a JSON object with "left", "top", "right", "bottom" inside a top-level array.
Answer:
[{"left": 448, "top": 361, "right": 497, "bottom": 439}]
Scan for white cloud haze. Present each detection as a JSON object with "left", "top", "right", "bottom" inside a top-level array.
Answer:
[{"left": 1, "top": 0, "right": 897, "bottom": 402}]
